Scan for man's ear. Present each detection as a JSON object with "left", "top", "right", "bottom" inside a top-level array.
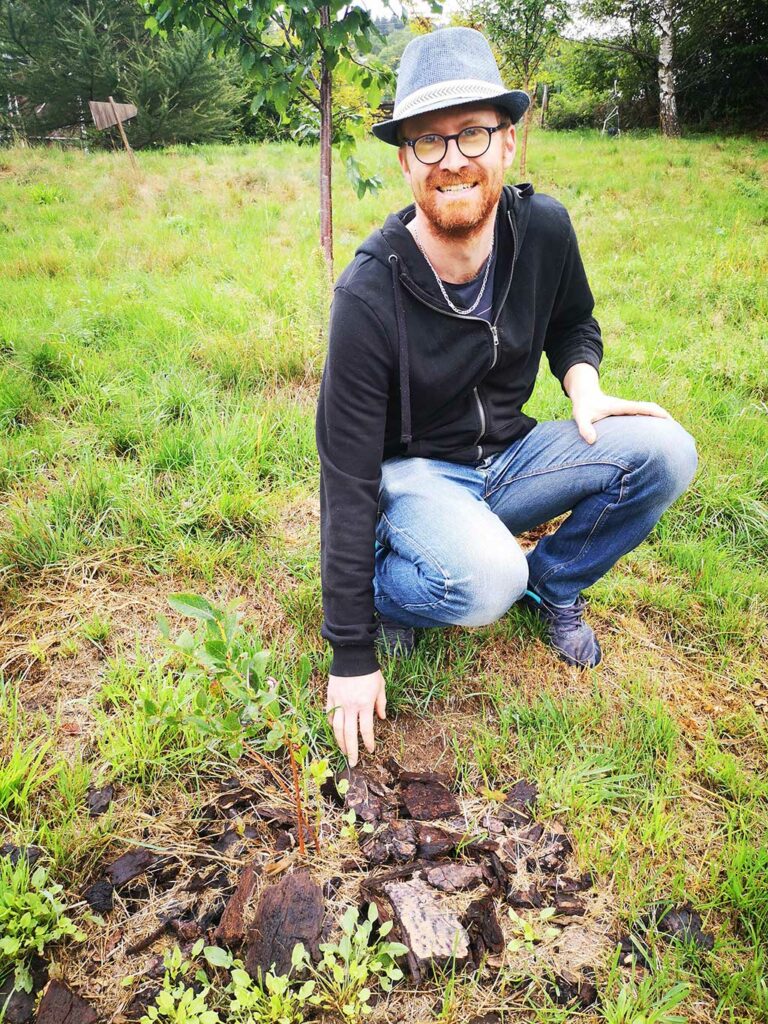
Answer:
[{"left": 502, "top": 124, "right": 517, "bottom": 172}]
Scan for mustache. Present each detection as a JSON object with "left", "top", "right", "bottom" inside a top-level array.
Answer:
[{"left": 430, "top": 174, "right": 485, "bottom": 188}]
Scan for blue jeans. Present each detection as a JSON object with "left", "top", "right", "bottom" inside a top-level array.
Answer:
[{"left": 373, "top": 415, "right": 698, "bottom": 628}]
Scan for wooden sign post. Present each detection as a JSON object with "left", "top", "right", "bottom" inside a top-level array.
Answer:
[{"left": 88, "top": 98, "right": 139, "bottom": 171}]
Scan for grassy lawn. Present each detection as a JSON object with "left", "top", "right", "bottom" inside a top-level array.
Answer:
[{"left": 0, "top": 130, "right": 766, "bottom": 1022}]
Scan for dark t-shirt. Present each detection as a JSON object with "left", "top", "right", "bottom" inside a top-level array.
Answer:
[{"left": 440, "top": 228, "right": 497, "bottom": 323}]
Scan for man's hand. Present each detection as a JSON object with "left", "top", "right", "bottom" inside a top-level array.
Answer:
[
  {"left": 326, "top": 670, "right": 387, "bottom": 767},
  {"left": 564, "top": 363, "right": 669, "bottom": 445}
]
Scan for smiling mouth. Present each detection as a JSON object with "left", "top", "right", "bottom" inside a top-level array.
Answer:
[{"left": 436, "top": 182, "right": 478, "bottom": 194}]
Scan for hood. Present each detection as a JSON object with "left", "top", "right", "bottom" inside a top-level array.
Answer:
[{"left": 352, "top": 182, "right": 535, "bottom": 449}]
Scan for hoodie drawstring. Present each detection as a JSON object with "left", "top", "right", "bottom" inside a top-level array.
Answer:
[{"left": 388, "top": 253, "right": 412, "bottom": 446}]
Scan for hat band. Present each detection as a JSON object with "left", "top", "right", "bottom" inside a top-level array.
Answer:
[{"left": 393, "top": 79, "right": 508, "bottom": 121}]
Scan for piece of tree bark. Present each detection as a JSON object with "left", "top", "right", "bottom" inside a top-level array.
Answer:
[
  {"left": 86, "top": 783, "right": 114, "bottom": 816},
  {"left": 82, "top": 879, "right": 114, "bottom": 913},
  {"left": 381, "top": 877, "right": 470, "bottom": 982},
  {"left": 107, "top": 848, "right": 161, "bottom": 887},
  {"left": 215, "top": 860, "right": 261, "bottom": 946},
  {"left": 360, "top": 819, "right": 418, "bottom": 866},
  {"left": 0, "top": 957, "right": 48, "bottom": 1022},
  {"left": 463, "top": 896, "right": 505, "bottom": 965},
  {"left": 400, "top": 780, "right": 460, "bottom": 821},
  {"left": 527, "top": 830, "right": 573, "bottom": 873},
  {"left": 245, "top": 869, "right": 324, "bottom": 978},
  {"left": 553, "top": 893, "right": 587, "bottom": 917},
  {"left": 426, "top": 863, "right": 484, "bottom": 893},
  {"left": 507, "top": 884, "right": 544, "bottom": 909},
  {"left": 36, "top": 981, "right": 98, "bottom": 1024}
]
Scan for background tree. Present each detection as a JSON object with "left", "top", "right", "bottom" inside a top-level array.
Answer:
[
  {"left": 580, "top": 0, "right": 685, "bottom": 136},
  {"left": 468, "top": 0, "right": 569, "bottom": 175},
  {"left": 142, "top": 0, "right": 424, "bottom": 276},
  {"left": 0, "top": 0, "right": 245, "bottom": 145}
]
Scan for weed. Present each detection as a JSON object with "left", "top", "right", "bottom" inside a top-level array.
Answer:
[
  {"left": 292, "top": 903, "right": 408, "bottom": 1021},
  {"left": 139, "top": 945, "right": 219, "bottom": 1024},
  {"left": 0, "top": 857, "right": 85, "bottom": 996}
]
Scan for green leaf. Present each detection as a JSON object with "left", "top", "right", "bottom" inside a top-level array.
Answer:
[
  {"left": 203, "top": 944, "right": 232, "bottom": 968},
  {"left": 168, "top": 593, "right": 219, "bottom": 622}
]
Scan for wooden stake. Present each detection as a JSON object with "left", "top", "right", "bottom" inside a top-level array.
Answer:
[{"left": 108, "top": 95, "right": 138, "bottom": 173}]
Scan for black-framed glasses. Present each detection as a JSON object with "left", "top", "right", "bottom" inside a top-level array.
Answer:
[{"left": 404, "top": 123, "right": 508, "bottom": 165}]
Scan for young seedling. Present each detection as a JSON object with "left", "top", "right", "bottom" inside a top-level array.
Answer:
[
  {"left": 158, "top": 592, "right": 319, "bottom": 854},
  {"left": 292, "top": 903, "right": 408, "bottom": 1021}
]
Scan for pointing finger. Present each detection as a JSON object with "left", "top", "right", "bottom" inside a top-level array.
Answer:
[
  {"left": 359, "top": 704, "right": 376, "bottom": 755},
  {"left": 331, "top": 707, "right": 346, "bottom": 757},
  {"left": 344, "top": 709, "right": 359, "bottom": 768}
]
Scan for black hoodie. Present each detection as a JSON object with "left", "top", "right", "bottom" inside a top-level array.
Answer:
[{"left": 316, "top": 183, "right": 603, "bottom": 677}]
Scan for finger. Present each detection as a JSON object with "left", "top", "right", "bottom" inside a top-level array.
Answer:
[
  {"left": 610, "top": 400, "right": 670, "bottom": 418},
  {"left": 344, "top": 709, "right": 359, "bottom": 767},
  {"left": 574, "top": 414, "right": 597, "bottom": 445},
  {"left": 359, "top": 704, "right": 376, "bottom": 755},
  {"left": 375, "top": 686, "right": 387, "bottom": 720},
  {"left": 331, "top": 707, "right": 346, "bottom": 757}
]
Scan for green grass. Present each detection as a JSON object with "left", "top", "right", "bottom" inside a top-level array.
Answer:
[{"left": 0, "top": 130, "right": 766, "bottom": 1021}]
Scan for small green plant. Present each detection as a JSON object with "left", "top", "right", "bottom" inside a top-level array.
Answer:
[
  {"left": 601, "top": 976, "right": 690, "bottom": 1024},
  {"left": 292, "top": 903, "right": 408, "bottom": 1021},
  {"left": 0, "top": 857, "right": 85, "bottom": 995},
  {"left": 158, "top": 592, "right": 317, "bottom": 853},
  {"left": 140, "top": 945, "right": 220, "bottom": 1024},
  {"left": 0, "top": 737, "right": 57, "bottom": 819},
  {"left": 506, "top": 907, "right": 560, "bottom": 954},
  {"left": 226, "top": 963, "right": 315, "bottom": 1024},
  {"left": 80, "top": 613, "right": 112, "bottom": 645}
]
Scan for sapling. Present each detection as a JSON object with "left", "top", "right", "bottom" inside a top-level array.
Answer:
[{"left": 158, "top": 593, "right": 318, "bottom": 854}]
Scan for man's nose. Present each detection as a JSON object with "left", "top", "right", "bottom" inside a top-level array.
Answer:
[{"left": 440, "top": 136, "right": 470, "bottom": 173}]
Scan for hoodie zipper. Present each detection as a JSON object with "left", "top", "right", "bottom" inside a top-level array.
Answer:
[{"left": 394, "top": 207, "right": 520, "bottom": 459}]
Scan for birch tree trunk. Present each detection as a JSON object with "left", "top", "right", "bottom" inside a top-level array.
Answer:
[
  {"left": 657, "top": 2, "right": 680, "bottom": 137},
  {"left": 319, "top": 4, "right": 334, "bottom": 279}
]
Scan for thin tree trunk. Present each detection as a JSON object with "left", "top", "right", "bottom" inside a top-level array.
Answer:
[
  {"left": 657, "top": 3, "right": 680, "bottom": 137},
  {"left": 319, "top": 4, "right": 333, "bottom": 280},
  {"left": 539, "top": 83, "right": 549, "bottom": 128},
  {"left": 519, "top": 77, "right": 531, "bottom": 177}
]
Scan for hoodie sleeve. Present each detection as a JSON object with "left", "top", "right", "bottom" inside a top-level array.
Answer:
[
  {"left": 316, "top": 285, "right": 394, "bottom": 677},
  {"left": 543, "top": 213, "right": 604, "bottom": 390}
]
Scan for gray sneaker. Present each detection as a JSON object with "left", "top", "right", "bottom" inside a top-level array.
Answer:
[
  {"left": 375, "top": 615, "right": 416, "bottom": 658},
  {"left": 521, "top": 589, "right": 602, "bottom": 669}
]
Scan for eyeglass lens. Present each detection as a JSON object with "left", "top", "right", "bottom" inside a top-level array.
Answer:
[{"left": 414, "top": 126, "right": 492, "bottom": 164}]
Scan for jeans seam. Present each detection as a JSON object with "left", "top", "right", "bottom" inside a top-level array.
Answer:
[
  {"left": 530, "top": 469, "right": 628, "bottom": 593},
  {"left": 378, "top": 512, "right": 451, "bottom": 610},
  {"left": 483, "top": 458, "right": 633, "bottom": 502}
]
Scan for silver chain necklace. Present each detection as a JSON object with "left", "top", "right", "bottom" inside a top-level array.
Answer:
[{"left": 412, "top": 224, "right": 495, "bottom": 316}]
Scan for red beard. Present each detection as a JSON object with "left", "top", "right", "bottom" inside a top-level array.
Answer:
[{"left": 413, "top": 163, "right": 505, "bottom": 240}]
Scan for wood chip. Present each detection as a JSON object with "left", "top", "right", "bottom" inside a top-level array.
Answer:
[
  {"left": 360, "top": 819, "right": 418, "bottom": 866},
  {"left": 381, "top": 877, "right": 470, "bottom": 982},
  {"left": 83, "top": 879, "right": 114, "bottom": 913},
  {"left": 215, "top": 860, "right": 260, "bottom": 946},
  {"left": 463, "top": 896, "right": 505, "bottom": 964},
  {"left": 425, "top": 862, "right": 484, "bottom": 893},
  {"left": 107, "top": 848, "right": 161, "bottom": 888},
  {"left": 36, "top": 981, "right": 98, "bottom": 1024},
  {"left": 86, "top": 784, "right": 113, "bottom": 816},
  {"left": 400, "top": 780, "right": 460, "bottom": 821},
  {"left": 246, "top": 869, "right": 324, "bottom": 978}
]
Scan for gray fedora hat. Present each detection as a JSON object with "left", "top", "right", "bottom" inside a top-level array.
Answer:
[{"left": 372, "top": 27, "right": 530, "bottom": 146}]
